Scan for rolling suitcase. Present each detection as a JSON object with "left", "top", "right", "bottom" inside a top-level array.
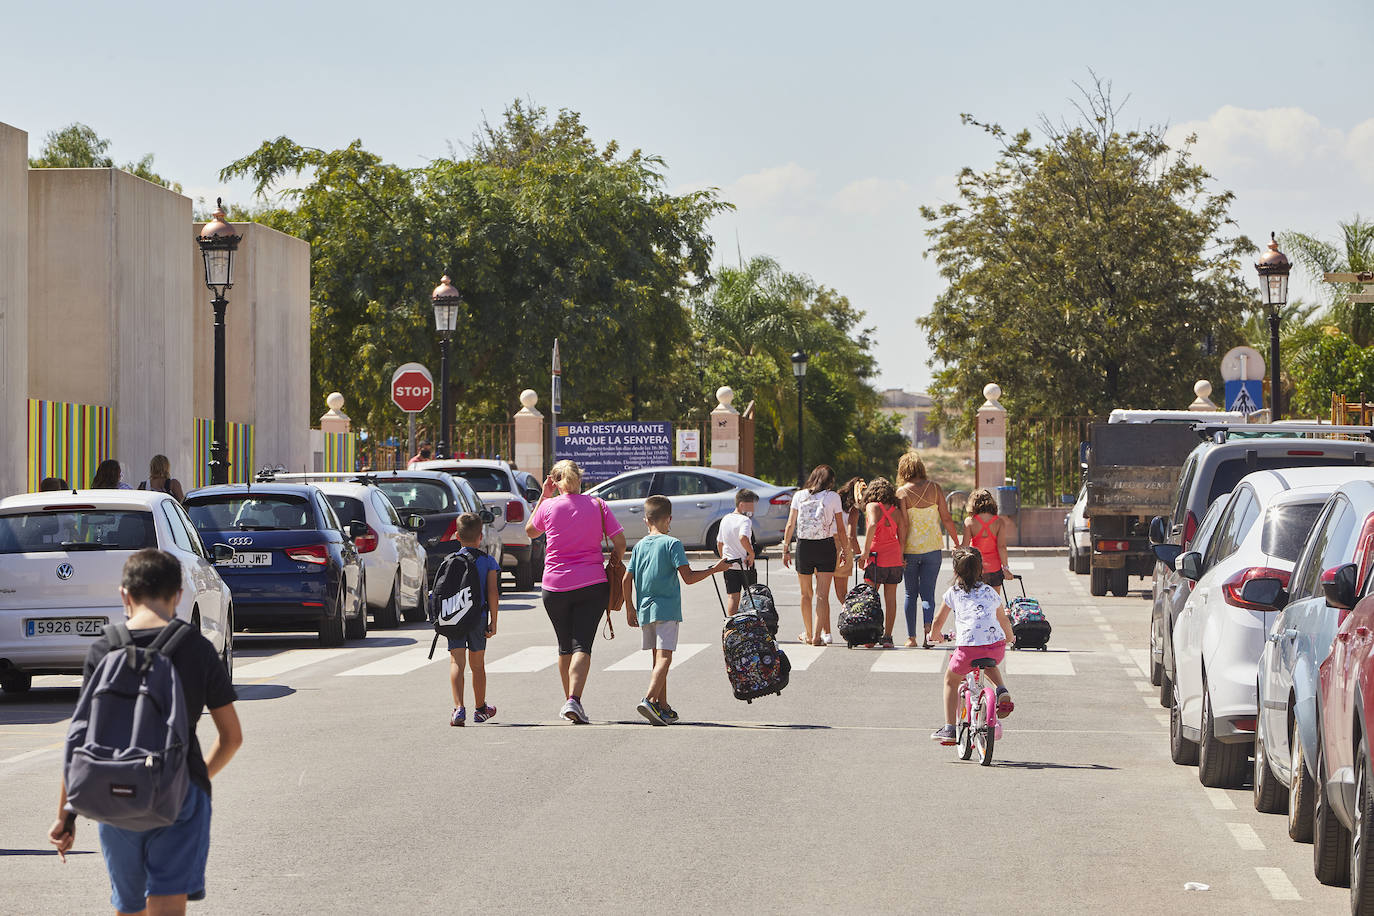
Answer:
[
  {"left": 837, "top": 582, "right": 884, "bottom": 648},
  {"left": 1006, "top": 574, "right": 1051, "bottom": 651},
  {"left": 714, "top": 567, "right": 790, "bottom": 702}
]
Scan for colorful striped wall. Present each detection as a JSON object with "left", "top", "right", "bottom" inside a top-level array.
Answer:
[
  {"left": 322, "top": 432, "right": 356, "bottom": 473},
  {"left": 192, "top": 419, "right": 255, "bottom": 488},
  {"left": 26, "top": 399, "right": 113, "bottom": 492}
]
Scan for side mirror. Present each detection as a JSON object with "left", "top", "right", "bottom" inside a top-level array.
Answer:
[
  {"left": 480, "top": 509, "right": 496, "bottom": 525},
  {"left": 211, "top": 543, "right": 235, "bottom": 563},
  {"left": 1152, "top": 544, "right": 1182, "bottom": 569},
  {"left": 406, "top": 514, "right": 425, "bottom": 531},
  {"left": 1149, "top": 516, "right": 1169, "bottom": 546},
  {"left": 1323, "top": 563, "right": 1360, "bottom": 610},
  {"left": 347, "top": 520, "right": 369, "bottom": 540},
  {"left": 1239, "top": 577, "right": 1287, "bottom": 610},
  {"left": 1178, "top": 551, "right": 1204, "bottom": 582}
]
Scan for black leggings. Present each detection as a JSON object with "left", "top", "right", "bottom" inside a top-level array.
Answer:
[{"left": 543, "top": 582, "right": 609, "bottom": 656}]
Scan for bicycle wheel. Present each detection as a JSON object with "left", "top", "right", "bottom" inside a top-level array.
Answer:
[
  {"left": 956, "top": 687, "right": 974, "bottom": 760},
  {"left": 975, "top": 686, "right": 997, "bottom": 766}
]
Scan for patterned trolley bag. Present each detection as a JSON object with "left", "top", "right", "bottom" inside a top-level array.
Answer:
[
  {"left": 722, "top": 610, "right": 791, "bottom": 702},
  {"left": 1006, "top": 574, "right": 1051, "bottom": 651},
  {"left": 837, "top": 582, "right": 884, "bottom": 648},
  {"left": 740, "top": 583, "right": 780, "bottom": 637}
]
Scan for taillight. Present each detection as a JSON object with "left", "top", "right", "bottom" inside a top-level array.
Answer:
[
  {"left": 285, "top": 544, "right": 329, "bottom": 565},
  {"left": 506, "top": 501, "right": 525, "bottom": 523},
  {"left": 1233, "top": 717, "right": 1257, "bottom": 732},
  {"left": 1182, "top": 511, "right": 1198, "bottom": 549},
  {"left": 1221, "top": 566, "right": 1290, "bottom": 610},
  {"left": 1287, "top": 450, "right": 1325, "bottom": 456},
  {"left": 1095, "top": 540, "right": 1129, "bottom": 552},
  {"left": 770, "top": 492, "right": 793, "bottom": 506},
  {"left": 354, "top": 526, "right": 379, "bottom": 553},
  {"left": 441, "top": 519, "right": 459, "bottom": 542},
  {"left": 1352, "top": 513, "right": 1374, "bottom": 593}
]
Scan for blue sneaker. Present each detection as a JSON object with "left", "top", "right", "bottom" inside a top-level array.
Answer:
[
  {"left": 660, "top": 706, "right": 680, "bottom": 725},
  {"left": 637, "top": 698, "right": 667, "bottom": 726},
  {"left": 931, "top": 724, "right": 956, "bottom": 745},
  {"left": 450, "top": 707, "right": 466, "bottom": 727}
]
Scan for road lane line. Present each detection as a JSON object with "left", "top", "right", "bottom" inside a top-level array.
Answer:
[
  {"left": 1097, "top": 624, "right": 1113, "bottom": 631},
  {"left": 605, "top": 643, "right": 710, "bottom": 671},
  {"left": 1004, "top": 652, "right": 1075, "bottom": 676},
  {"left": 1155, "top": 714, "right": 1171, "bottom": 727},
  {"left": 337, "top": 646, "right": 438, "bottom": 677},
  {"left": 0, "top": 742, "right": 62, "bottom": 765},
  {"left": 1141, "top": 696, "right": 1158, "bottom": 707},
  {"left": 783, "top": 645, "right": 826, "bottom": 671},
  {"left": 871, "top": 652, "right": 946, "bottom": 673},
  {"left": 1227, "top": 823, "right": 1265, "bottom": 850},
  {"left": 234, "top": 648, "right": 351, "bottom": 680},
  {"left": 1205, "top": 787, "right": 1237, "bottom": 810},
  {"left": 485, "top": 646, "right": 559, "bottom": 673},
  {"left": 1127, "top": 649, "right": 1153, "bottom": 679},
  {"left": 1254, "top": 867, "right": 1301, "bottom": 900}
]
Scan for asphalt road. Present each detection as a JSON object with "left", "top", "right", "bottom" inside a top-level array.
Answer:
[{"left": 0, "top": 551, "right": 1346, "bottom": 914}]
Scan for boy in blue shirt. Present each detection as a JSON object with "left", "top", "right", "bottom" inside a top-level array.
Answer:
[
  {"left": 622, "top": 495, "right": 728, "bottom": 725},
  {"left": 449, "top": 513, "right": 500, "bottom": 726}
]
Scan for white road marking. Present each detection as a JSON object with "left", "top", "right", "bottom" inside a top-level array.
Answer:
[
  {"left": 1127, "top": 648, "right": 1153, "bottom": 679},
  {"left": 605, "top": 643, "right": 710, "bottom": 671},
  {"left": 1142, "top": 696, "right": 1159, "bottom": 707},
  {"left": 1254, "top": 867, "right": 1301, "bottom": 901},
  {"left": 871, "top": 651, "right": 947, "bottom": 673},
  {"left": 783, "top": 644, "right": 826, "bottom": 671},
  {"left": 31, "top": 675, "right": 82, "bottom": 688},
  {"left": 485, "top": 646, "right": 559, "bottom": 673},
  {"left": 1004, "top": 652, "right": 1075, "bottom": 676},
  {"left": 1205, "top": 787, "right": 1237, "bottom": 810},
  {"left": 0, "top": 743, "right": 60, "bottom": 765},
  {"left": 234, "top": 648, "right": 351, "bottom": 680},
  {"left": 1097, "top": 624, "right": 1113, "bottom": 631},
  {"left": 1226, "top": 823, "right": 1264, "bottom": 850},
  {"left": 1135, "top": 682, "right": 1154, "bottom": 693},
  {"left": 1155, "top": 714, "right": 1171, "bottom": 727},
  {"left": 337, "top": 646, "right": 438, "bottom": 677}
]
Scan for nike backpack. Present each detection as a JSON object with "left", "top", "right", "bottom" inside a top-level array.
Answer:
[{"left": 427, "top": 548, "right": 486, "bottom": 658}]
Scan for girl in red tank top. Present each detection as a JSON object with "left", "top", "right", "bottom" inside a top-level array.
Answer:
[
  {"left": 962, "top": 488, "right": 1010, "bottom": 590},
  {"left": 860, "top": 478, "right": 908, "bottom": 648}
]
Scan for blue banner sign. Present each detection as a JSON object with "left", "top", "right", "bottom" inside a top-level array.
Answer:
[{"left": 555, "top": 421, "right": 672, "bottom": 482}]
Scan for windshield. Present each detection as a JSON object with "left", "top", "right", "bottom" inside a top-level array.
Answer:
[
  {"left": 0, "top": 510, "right": 157, "bottom": 553},
  {"left": 444, "top": 468, "right": 510, "bottom": 494},
  {"left": 185, "top": 495, "right": 314, "bottom": 531},
  {"left": 1261, "top": 501, "right": 1326, "bottom": 562},
  {"left": 375, "top": 480, "right": 454, "bottom": 514}
]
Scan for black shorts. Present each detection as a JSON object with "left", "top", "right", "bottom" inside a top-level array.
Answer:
[
  {"left": 796, "top": 538, "right": 837, "bottom": 576},
  {"left": 984, "top": 570, "right": 1005, "bottom": 590},
  {"left": 724, "top": 566, "right": 758, "bottom": 594},
  {"left": 542, "top": 582, "right": 609, "bottom": 656}
]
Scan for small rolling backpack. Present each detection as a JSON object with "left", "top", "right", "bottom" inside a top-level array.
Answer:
[
  {"left": 741, "top": 583, "right": 779, "bottom": 637},
  {"left": 837, "top": 582, "right": 884, "bottom": 648},
  {"left": 1006, "top": 575, "right": 1051, "bottom": 651}
]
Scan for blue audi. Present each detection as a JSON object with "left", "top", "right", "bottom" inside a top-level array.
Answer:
[{"left": 185, "top": 483, "right": 368, "bottom": 646}]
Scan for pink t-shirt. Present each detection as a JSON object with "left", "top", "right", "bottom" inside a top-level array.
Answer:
[{"left": 530, "top": 493, "right": 624, "bottom": 592}]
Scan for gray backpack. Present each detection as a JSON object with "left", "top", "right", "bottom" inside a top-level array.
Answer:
[{"left": 63, "top": 620, "right": 193, "bottom": 830}]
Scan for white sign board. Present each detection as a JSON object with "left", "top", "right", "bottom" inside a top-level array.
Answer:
[
  {"left": 676, "top": 429, "right": 700, "bottom": 462},
  {"left": 1220, "top": 346, "right": 1265, "bottom": 382}
]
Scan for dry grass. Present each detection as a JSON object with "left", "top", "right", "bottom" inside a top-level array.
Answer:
[{"left": 912, "top": 444, "right": 975, "bottom": 494}]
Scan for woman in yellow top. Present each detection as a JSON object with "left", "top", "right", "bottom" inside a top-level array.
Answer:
[{"left": 896, "top": 451, "right": 961, "bottom": 647}]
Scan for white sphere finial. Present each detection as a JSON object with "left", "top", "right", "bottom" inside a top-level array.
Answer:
[
  {"left": 326, "top": 392, "right": 345, "bottom": 411},
  {"left": 1194, "top": 379, "right": 1212, "bottom": 399},
  {"left": 983, "top": 383, "right": 1001, "bottom": 402},
  {"left": 519, "top": 389, "right": 538, "bottom": 409},
  {"left": 716, "top": 386, "right": 735, "bottom": 408}
]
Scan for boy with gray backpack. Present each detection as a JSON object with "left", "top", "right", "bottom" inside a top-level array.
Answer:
[{"left": 48, "top": 549, "right": 242, "bottom": 915}]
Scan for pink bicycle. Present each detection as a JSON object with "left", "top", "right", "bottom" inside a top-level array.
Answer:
[{"left": 956, "top": 656, "right": 1002, "bottom": 766}]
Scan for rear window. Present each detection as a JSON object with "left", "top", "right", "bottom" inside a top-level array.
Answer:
[
  {"left": 185, "top": 495, "right": 314, "bottom": 531},
  {"left": 326, "top": 496, "right": 366, "bottom": 527},
  {"left": 375, "top": 480, "right": 454, "bottom": 514},
  {"left": 1207, "top": 456, "right": 1369, "bottom": 506},
  {"left": 0, "top": 510, "right": 156, "bottom": 553},
  {"left": 444, "top": 468, "right": 510, "bottom": 493},
  {"left": 1261, "top": 502, "right": 1326, "bottom": 562}
]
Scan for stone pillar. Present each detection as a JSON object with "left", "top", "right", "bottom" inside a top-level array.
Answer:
[
  {"left": 710, "top": 386, "right": 740, "bottom": 472},
  {"left": 1188, "top": 380, "right": 1218, "bottom": 412},
  {"left": 0, "top": 122, "right": 27, "bottom": 496},
  {"left": 975, "top": 383, "right": 1006, "bottom": 491},
  {"left": 319, "top": 392, "right": 351, "bottom": 433},
  {"left": 513, "top": 389, "right": 544, "bottom": 474}
]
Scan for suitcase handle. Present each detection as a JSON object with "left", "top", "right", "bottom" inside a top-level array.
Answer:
[{"left": 1001, "top": 573, "right": 1026, "bottom": 603}]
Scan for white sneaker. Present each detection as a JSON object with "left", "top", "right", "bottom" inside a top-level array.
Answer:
[
  {"left": 561, "top": 697, "right": 589, "bottom": 724},
  {"left": 821, "top": 632, "right": 833, "bottom": 645}
]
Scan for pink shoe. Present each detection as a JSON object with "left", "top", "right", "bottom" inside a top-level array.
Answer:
[{"left": 996, "top": 690, "right": 1014, "bottom": 719}]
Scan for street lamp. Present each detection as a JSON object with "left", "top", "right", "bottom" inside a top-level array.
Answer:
[
  {"left": 791, "top": 349, "right": 808, "bottom": 488},
  {"left": 1255, "top": 232, "right": 1291, "bottom": 421},
  {"left": 196, "top": 199, "right": 241, "bottom": 485},
  {"left": 431, "top": 275, "right": 462, "bottom": 459}
]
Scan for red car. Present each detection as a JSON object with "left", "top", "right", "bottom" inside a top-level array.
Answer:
[{"left": 1316, "top": 558, "right": 1374, "bottom": 902}]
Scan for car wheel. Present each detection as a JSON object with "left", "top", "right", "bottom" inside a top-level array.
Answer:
[
  {"left": 1315, "top": 739, "right": 1353, "bottom": 886},
  {"left": 1090, "top": 566, "right": 1109, "bottom": 597},
  {"left": 1290, "top": 716, "right": 1316, "bottom": 842},
  {"left": 344, "top": 579, "right": 368, "bottom": 641},
  {"left": 1253, "top": 705, "right": 1289, "bottom": 814},
  {"left": 403, "top": 570, "right": 428, "bottom": 623},
  {"left": 319, "top": 589, "right": 346, "bottom": 647},
  {"left": 706, "top": 520, "right": 721, "bottom": 556},
  {"left": 221, "top": 607, "right": 234, "bottom": 681},
  {"left": 1199, "top": 676, "right": 1249, "bottom": 788},
  {"left": 1159, "top": 662, "right": 1173, "bottom": 708},
  {"left": 0, "top": 671, "right": 33, "bottom": 694},
  {"left": 1353, "top": 741, "right": 1374, "bottom": 913},
  {"left": 373, "top": 576, "right": 401, "bottom": 629},
  {"left": 1109, "top": 567, "right": 1129, "bottom": 597},
  {"left": 1170, "top": 682, "right": 1199, "bottom": 765}
]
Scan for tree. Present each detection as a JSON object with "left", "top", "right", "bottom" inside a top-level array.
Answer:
[
  {"left": 1280, "top": 216, "right": 1374, "bottom": 345},
  {"left": 1289, "top": 329, "right": 1374, "bottom": 418},
  {"left": 918, "top": 81, "right": 1252, "bottom": 437},
  {"left": 221, "top": 103, "right": 728, "bottom": 442},
  {"left": 29, "top": 122, "right": 182, "bottom": 193}
]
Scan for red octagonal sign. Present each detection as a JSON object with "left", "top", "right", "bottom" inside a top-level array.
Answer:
[{"left": 391, "top": 362, "right": 434, "bottom": 413}]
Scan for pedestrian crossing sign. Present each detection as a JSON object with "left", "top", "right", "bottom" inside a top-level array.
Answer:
[{"left": 1224, "top": 379, "right": 1263, "bottom": 417}]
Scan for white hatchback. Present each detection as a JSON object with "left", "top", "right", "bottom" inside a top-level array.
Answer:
[
  {"left": 312, "top": 481, "right": 427, "bottom": 628},
  {"left": 0, "top": 490, "right": 235, "bottom": 692},
  {"left": 1170, "top": 468, "right": 1344, "bottom": 788}
]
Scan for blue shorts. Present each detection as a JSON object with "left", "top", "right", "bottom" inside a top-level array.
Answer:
[
  {"left": 98, "top": 783, "right": 212, "bottom": 913},
  {"left": 447, "top": 616, "right": 488, "bottom": 652}
]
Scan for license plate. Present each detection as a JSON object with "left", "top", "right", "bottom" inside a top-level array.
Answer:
[
  {"left": 217, "top": 552, "right": 273, "bottom": 568},
  {"left": 25, "top": 617, "right": 108, "bottom": 637}
]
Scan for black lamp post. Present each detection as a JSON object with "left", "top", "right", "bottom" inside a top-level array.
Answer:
[
  {"left": 1255, "top": 232, "right": 1291, "bottom": 421},
  {"left": 431, "top": 275, "right": 462, "bottom": 459},
  {"left": 791, "top": 349, "right": 808, "bottom": 488},
  {"left": 196, "top": 199, "right": 241, "bottom": 485}
]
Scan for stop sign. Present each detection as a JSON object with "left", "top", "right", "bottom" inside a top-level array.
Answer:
[{"left": 391, "top": 362, "right": 434, "bottom": 413}]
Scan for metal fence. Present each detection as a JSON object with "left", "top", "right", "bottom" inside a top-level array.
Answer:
[
  {"left": 450, "top": 423, "right": 514, "bottom": 462},
  {"left": 1005, "top": 416, "right": 1096, "bottom": 508}
]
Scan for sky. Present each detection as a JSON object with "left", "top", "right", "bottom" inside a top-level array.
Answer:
[{"left": 4, "top": 0, "right": 1371, "bottom": 399}]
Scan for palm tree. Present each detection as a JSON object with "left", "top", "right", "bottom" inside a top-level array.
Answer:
[
  {"left": 1241, "top": 300, "right": 1326, "bottom": 412},
  {"left": 1280, "top": 215, "right": 1374, "bottom": 345}
]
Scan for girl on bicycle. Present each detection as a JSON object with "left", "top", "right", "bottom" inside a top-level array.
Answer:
[{"left": 928, "top": 547, "right": 1015, "bottom": 745}]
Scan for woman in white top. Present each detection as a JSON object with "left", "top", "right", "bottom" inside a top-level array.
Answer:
[{"left": 782, "top": 464, "right": 851, "bottom": 646}]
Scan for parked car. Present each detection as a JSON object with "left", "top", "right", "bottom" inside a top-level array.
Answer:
[
  {"left": 311, "top": 481, "right": 427, "bottom": 629},
  {"left": 1169, "top": 469, "right": 1337, "bottom": 788},
  {"left": 413, "top": 459, "right": 543, "bottom": 590},
  {"left": 0, "top": 490, "right": 234, "bottom": 691},
  {"left": 184, "top": 484, "right": 367, "bottom": 646},
  {"left": 1255, "top": 473, "right": 1374, "bottom": 841},
  {"left": 1151, "top": 495, "right": 1227, "bottom": 699},
  {"left": 587, "top": 467, "right": 793, "bottom": 549},
  {"left": 1064, "top": 483, "right": 1089, "bottom": 574}
]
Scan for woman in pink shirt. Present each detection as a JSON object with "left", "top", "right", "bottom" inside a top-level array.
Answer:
[{"left": 526, "top": 460, "right": 626, "bottom": 724}]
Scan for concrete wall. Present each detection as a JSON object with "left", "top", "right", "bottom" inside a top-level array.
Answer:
[
  {"left": 29, "top": 169, "right": 194, "bottom": 486},
  {"left": 1009, "top": 507, "right": 1070, "bottom": 548},
  {"left": 191, "top": 222, "right": 310, "bottom": 473},
  {"left": 0, "top": 123, "right": 27, "bottom": 498}
]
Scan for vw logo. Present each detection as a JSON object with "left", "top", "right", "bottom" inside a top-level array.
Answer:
[
  {"left": 227, "top": 536, "right": 253, "bottom": 546},
  {"left": 56, "top": 563, "right": 74, "bottom": 580}
]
